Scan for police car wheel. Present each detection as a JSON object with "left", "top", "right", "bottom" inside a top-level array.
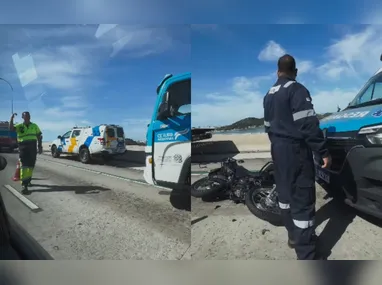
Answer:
[
  {"left": 245, "top": 186, "right": 283, "bottom": 227},
  {"left": 79, "top": 147, "right": 90, "bottom": 164}
]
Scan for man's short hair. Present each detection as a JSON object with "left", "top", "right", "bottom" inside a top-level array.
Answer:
[{"left": 278, "top": 54, "right": 296, "bottom": 73}]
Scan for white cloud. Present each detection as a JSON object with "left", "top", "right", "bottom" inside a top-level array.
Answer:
[
  {"left": 310, "top": 88, "right": 359, "bottom": 113},
  {"left": 95, "top": 24, "right": 118, "bottom": 38},
  {"left": 194, "top": 26, "right": 382, "bottom": 126},
  {"left": 258, "top": 40, "right": 313, "bottom": 75},
  {"left": 258, "top": 40, "right": 286, "bottom": 61},
  {"left": 317, "top": 25, "right": 382, "bottom": 80},
  {"left": 193, "top": 77, "right": 360, "bottom": 128},
  {"left": 122, "top": 118, "right": 150, "bottom": 140},
  {"left": 192, "top": 75, "right": 268, "bottom": 128},
  {"left": 0, "top": 25, "right": 184, "bottom": 140},
  {"left": 298, "top": 60, "right": 314, "bottom": 74}
]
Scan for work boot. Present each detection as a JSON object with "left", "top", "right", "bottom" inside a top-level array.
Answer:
[
  {"left": 287, "top": 239, "right": 295, "bottom": 249},
  {"left": 21, "top": 185, "right": 31, "bottom": 195},
  {"left": 288, "top": 235, "right": 318, "bottom": 249}
]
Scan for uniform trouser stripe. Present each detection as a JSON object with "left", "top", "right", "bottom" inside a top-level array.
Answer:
[
  {"left": 278, "top": 202, "right": 290, "bottom": 209},
  {"left": 293, "top": 219, "right": 315, "bottom": 229},
  {"left": 20, "top": 166, "right": 33, "bottom": 185}
]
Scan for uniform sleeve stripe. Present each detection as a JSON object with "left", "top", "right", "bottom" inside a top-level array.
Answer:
[
  {"left": 283, "top": 81, "right": 296, "bottom": 88},
  {"left": 292, "top": 109, "right": 316, "bottom": 121}
]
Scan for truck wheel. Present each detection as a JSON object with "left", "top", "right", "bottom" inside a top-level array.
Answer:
[
  {"left": 79, "top": 147, "right": 91, "bottom": 164},
  {"left": 51, "top": 145, "right": 60, "bottom": 158}
]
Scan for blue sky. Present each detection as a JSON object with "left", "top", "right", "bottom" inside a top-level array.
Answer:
[
  {"left": 0, "top": 24, "right": 190, "bottom": 141},
  {"left": 0, "top": 0, "right": 381, "bottom": 24},
  {"left": 192, "top": 24, "right": 382, "bottom": 127}
]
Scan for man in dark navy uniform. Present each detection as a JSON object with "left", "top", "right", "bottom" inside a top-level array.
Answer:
[{"left": 263, "top": 54, "right": 331, "bottom": 260}]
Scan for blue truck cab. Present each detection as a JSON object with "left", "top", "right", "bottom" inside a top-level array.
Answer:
[
  {"left": 316, "top": 59, "right": 382, "bottom": 219},
  {"left": 143, "top": 73, "right": 191, "bottom": 190}
]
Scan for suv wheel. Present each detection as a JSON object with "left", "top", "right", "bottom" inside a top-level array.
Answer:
[
  {"left": 51, "top": 145, "right": 60, "bottom": 158},
  {"left": 79, "top": 147, "right": 91, "bottom": 164}
]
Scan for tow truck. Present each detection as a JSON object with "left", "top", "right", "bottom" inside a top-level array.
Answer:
[
  {"left": 0, "top": 121, "right": 17, "bottom": 152},
  {"left": 316, "top": 54, "right": 382, "bottom": 219},
  {"left": 143, "top": 73, "right": 191, "bottom": 190}
]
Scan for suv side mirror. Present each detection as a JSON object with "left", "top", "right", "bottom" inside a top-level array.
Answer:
[{"left": 57, "top": 135, "right": 62, "bottom": 139}]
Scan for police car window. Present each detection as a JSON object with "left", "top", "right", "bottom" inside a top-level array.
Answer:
[
  {"left": 352, "top": 73, "right": 382, "bottom": 105},
  {"left": 358, "top": 84, "right": 374, "bottom": 104},
  {"left": 167, "top": 79, "right": 191, "bottom": 116},
  {"left": 62, "top": 131, "right": 71, "bottom": 138},
  {"left": 106, "top": 128, "right": 115, "bottom": 137},
  {"left": 372, "top": 83, "right": 382, "bottom": 100},
  {"left": 116, "top": 127, "right": 124, "bottom": 137},
  {"left": 371, "top": 75, "right": 382, "bottom": 101},
  {"left": 71, "top": 130, "right": 81, "bottom": 138}
]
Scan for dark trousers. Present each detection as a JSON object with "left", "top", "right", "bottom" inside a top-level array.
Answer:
[
  {"left": 271, "top": 140, "right": 317, "bottom": 260},
  {"left": 18, "top": 143, "right": 37, "bottom": 186}
]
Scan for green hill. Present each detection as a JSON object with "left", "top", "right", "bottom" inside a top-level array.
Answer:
[{"left": 217, "top": 113, "right": 332, "bottom": 131}]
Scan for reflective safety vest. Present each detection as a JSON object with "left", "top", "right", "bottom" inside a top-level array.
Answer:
[{"left": 14, "top": 122, "right": 41, "bottom": 143}]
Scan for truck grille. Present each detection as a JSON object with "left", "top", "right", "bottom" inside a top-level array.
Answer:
[{"left": 326, "top": 138, "right": 362, "bottom": 171}]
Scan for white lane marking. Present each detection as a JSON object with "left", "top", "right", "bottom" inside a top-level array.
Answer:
[
  {"left": 3, "top": 185, "right": 40, "bottom": 211},
  {"left": 191, "top": 173, "right": 207, "bottom": 176},
  {"left": 130, "top": 166, "right": 145, "bottom": 171}
]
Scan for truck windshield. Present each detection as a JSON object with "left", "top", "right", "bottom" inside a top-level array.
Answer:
[{"left": 348, "top": 72, "right": 382, "bottom": 108}]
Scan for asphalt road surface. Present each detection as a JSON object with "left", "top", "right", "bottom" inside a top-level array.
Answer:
[
  {"left": 191, "top": 159, "right": 382, "bottom": 260},
  {"left": 0, "top": 152, "right": 191, "bottom": 260}
]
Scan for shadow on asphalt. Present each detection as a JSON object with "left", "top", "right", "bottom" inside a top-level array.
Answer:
[
  {"left": 159, "top": 189, "right": 191, "bottom": 212},
  {"left": 200, "top": 193, "right": 228, "bottom": 203},
  {"left": 26, "top": 184, "right": 110, "bottom": 194},
  {"left": 315, "top": 199, "right": 356, "bottom": 259},
  {"left": 315, "top": 197, "right": 382, "bottom": 259},
  {"left": 313, "top": 260, "right": 370, "bottom": 285},
  {"left": 191, "top": 215, "right": 208, "bottom": 225}
]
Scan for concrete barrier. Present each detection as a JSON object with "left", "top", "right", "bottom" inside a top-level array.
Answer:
[
  {"left": 42, "top": 132, "right": 271, "bottom": 165},
  {"left": 191, "top": 133, "right": 271, "bottom": 163}
]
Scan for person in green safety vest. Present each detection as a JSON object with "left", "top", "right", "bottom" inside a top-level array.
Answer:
[{"left": 9, "top": 112, "right": 43, "bottom": 195}]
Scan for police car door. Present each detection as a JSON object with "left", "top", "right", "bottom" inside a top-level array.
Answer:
[
  {"left": 152, "top": 77, "right": 191, "bottom": 185},
  {"left": 59, "top": 131, "right": 72, "bottom": 153},
  {"left": 68, "top": 129, "right": 81, "bottom": 154}
]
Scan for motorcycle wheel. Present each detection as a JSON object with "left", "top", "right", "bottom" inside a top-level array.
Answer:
[
  {"left": 191, "top": 177, "right": 225, "bottom": 198},
  {"left": 245, "top": 186, "right": 283, "bottom": 226}
]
